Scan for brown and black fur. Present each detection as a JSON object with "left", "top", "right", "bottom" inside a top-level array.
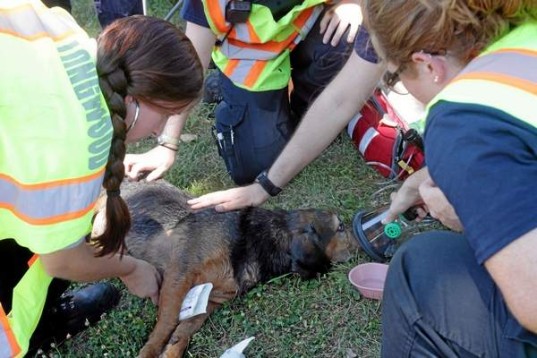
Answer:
[{"left": 93, "top": 180, "right": 359, "bottom": 357}]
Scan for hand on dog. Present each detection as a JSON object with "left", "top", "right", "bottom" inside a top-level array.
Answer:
[
  {"left": 120, "top": 258, "right": 162, "bottom": 305},
  {"left": 188, "top": 184, "right": 270, "bottom": 212},
  {"left": 124, "top": 145, "right": 176, "bottom": 182}
]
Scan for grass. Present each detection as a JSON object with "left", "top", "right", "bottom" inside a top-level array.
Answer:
[{"left": 37, "top": 1, "right": 414, "bottom": 356}]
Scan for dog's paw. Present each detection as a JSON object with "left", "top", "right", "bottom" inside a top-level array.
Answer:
[{"left": 161, "top": 342, "right": 183, "bottom": 358}]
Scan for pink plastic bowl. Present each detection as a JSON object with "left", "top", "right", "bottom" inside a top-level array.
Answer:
[{"left": 348, "top": 263, "right": 389, "bottom": 300}]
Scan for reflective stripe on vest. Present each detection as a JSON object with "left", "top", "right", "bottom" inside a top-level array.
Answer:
[
  {"left": 426, "top": 22, "right": 537, "bottom": 129},
  {"left": 203, "top": 0, "right": 324, "bottom": 90},
  {"left": 0, "top": 304, "right": 20, "bottom": 358},
  {"left": 0, "top": 252, "right": 52, "bottom": 358},
  {"left": 0, "top": 170, "right": 103, "bottom": 225},
  {"left": 0, "top": 1, "right": 84, "bottom": 41},
  {"left": 1, "top": 0, "right": 110, "bottom": 254}
]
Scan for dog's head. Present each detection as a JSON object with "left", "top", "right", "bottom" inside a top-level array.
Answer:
[{"left": 288, "top": 210, "right": 359, "bottom": 279}]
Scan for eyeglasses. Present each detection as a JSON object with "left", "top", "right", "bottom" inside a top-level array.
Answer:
[
  {"left": 383, "top": 49, "right": 447, "bottom": 90},
  {"left": 383, "top": 63, "right": 406, "bottom": 89},
  {"left": 126, "top": 99, "right": 140, "bottom": 133}
]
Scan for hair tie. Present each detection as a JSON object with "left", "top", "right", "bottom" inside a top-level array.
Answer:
[{"left": 107, "top": 189, "right": 121, "bottom": 197}]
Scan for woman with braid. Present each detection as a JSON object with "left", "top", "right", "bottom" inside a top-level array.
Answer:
[
  {"left": 0, "top": 2, "right": 203, "bottom": 356},
  {"left": 361, "top": 0, "right": 537, "bottom": 356}
]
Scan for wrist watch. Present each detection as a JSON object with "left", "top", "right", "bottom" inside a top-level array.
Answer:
[
  {"left": 157, "top": 134, "right": 181, "bottom": 147},
  {"left": 255, "top": 170, "right": 282, "bottom": 197}
]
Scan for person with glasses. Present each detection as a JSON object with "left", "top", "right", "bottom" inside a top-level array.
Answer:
[
  {"left": 0, "top": 2, "right": 203, "bottom": 356},
  {"left": 361, "top": 0, "right": 537, "bottom": 356}
]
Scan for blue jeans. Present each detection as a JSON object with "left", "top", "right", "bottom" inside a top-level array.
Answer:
[
  {"left": 213, "top": 7, "right": 353, "bottom": 185},
  {"left": 382, "top": 231, "right": 537, "bottom": 357}
]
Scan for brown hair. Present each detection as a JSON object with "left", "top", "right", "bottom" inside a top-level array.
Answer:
[
  {"left": 363, "top": 0, "right": 537, "bottom": 67},
  {"left": 94, "top": 15, "right": 203, "bottom": 256}
]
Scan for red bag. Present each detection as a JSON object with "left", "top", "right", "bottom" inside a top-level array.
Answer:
[{"left": 347, "top": 89, "right": 425, "bottom": 180}]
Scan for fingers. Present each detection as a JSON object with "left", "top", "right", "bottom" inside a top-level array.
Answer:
[
  {"left": 346, "top": 20, "right": 359, "bottom": 44},
  {"left": 145, "top": 166, "right": 166, "bottom": 182},
  {"left": 188, "top": 191, "right": 229, "bottom": 210},
  {"left": 319, "top": 9, "right": 330, "bottom": 34}
]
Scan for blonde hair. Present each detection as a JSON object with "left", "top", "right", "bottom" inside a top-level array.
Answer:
[{"left": 364, "top": 0, "right": 537, "bottom": 66}]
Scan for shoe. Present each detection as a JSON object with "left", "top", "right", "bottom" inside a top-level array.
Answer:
[{"left": 29, "top": 282, "right": 120, "bottom": 353}]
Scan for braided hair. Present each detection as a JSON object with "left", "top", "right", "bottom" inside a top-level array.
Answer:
[{"left": 94, "top": 15, "right": 203, "bottom": 256}]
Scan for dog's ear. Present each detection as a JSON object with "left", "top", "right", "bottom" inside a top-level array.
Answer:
[{"left": 290, "top": 233, "right": 331, "bottom": 279}]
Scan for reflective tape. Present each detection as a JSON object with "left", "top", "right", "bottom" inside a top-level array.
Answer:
[{"left": 0, "top": 170, "right": 103, "bottom": 225}]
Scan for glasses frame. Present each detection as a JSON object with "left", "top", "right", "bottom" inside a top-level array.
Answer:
[
  {"left": 382, "top": 49, "right": 448, "bottom": 91},
  {"left": 126, "top": 99, "right": 140, "bottom": 133}
]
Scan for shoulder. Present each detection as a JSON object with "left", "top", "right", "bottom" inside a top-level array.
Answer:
[{"left": 424, "top": 101, "right": 537, "bottom": 263}]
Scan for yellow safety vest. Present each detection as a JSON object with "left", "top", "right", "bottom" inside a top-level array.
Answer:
[
  {"left": 0, "top": 1, "right": 111, "bottom": 356},
  {"left": 202, "top": 0, "right": 325, "bottom": 91},
  {"left": 426, "top": 21, "right": 537, "bottom": 130}
]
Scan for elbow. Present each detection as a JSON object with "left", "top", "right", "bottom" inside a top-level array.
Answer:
[{"left": 39, "top": 250, "right": 73, "bottom": 279}]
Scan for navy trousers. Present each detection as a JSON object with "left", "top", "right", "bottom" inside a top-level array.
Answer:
[
  {"left": 382, "top": 231, "right": 537, "bottom": 357},
  {"left": 213, "top": 7, "right": 353, "bottom": 185}
]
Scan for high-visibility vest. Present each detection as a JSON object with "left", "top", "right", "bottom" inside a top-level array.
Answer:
[
  {"left": 0, "top": 1, "right": 111, "bottom": 356},
  {"left": 425, "top": 21, "right": 537, "bottom": 131},
  {"left": 202, "top": 0, "right": 325, "bottom": 91}
]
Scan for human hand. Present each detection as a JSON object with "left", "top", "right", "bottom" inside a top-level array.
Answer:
[
  {"left": 320, "top": 0, "right": 362, "bottom": 46},
  {"left": 419, "top": 178, "right": 463, "bottom": 232},
  {"left": 120, "top": 258, "right": 162, "bottom": 305},
  {"left": 188, "top": 184, "right": 270, "bottom": 212},
  {"left": 124, "top": 145, "right": 177, "bottom": 182}
]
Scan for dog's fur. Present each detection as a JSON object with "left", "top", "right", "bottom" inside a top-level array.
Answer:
[{"left": 93, "top": 180, "right": 359, "bottom": 357}]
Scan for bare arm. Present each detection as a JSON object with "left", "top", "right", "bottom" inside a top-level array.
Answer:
[
  {"left": 189, "top": 52, "right": 384, "bottom": 211},
  {"left": 485, "top": 228, "right": 537, "bottom": 333},
  {"left": 40, "top": 241, "right": 162, "bottom": 304},
  {"left": 124, "top": 22, "right": 216, "bottom": 181}
]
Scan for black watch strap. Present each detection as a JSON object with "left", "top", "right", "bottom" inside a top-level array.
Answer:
[{"left": 255, "top": 170, "right": 282, "bottom": 197}]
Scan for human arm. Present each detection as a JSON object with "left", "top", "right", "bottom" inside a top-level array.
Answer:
[
  {"left": 124, "top": 21, "right": 215, "bottom": 181},
  {"left": 418, "top": 178, "right": 462, "bottom": 231},
  {"left": 320, "top": 0, "right": 363, "bottom": 46},
  {"left": 40, "top": 240, "right": 162, "bottom": 305},
  {"left": 484, "top": 228, "right": 537, "bottom": 333},
  {"left": 188, "top": 51, "right": 384, "bottom": 211}
]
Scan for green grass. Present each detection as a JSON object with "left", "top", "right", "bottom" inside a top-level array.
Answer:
[{"left": 38, "top": 1, "right": 412, "bottom": 356}]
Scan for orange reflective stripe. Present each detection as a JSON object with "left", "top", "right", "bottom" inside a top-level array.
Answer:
[
  {"left": 0, "top": 169, "right": 104, "bottom": 191},
  {"left": 292, "top": 7, "right": 314, "bottom": 29},
  {"left": 244, "top": 60, "right": 267, "bottom": 88},
  {"left": 224, "top": 59, "right": 240, "bottom": 77},
  {"left": 494, "top": 48, "right": 537, "bottom": 57},
  {"left": 0, "top": 169, "right": 104, "bottom": 225},
  {"left": 246, "top": 21, "right": 260, "bottom": 43},
  {"left": 206, "top": 0, "right": 227, "bottom": 33},
  {"left": 0, "top": 304, "right": 21, "bottom": 358},
  {"left": 0, "top": 200, "right": 96, "bottom": 226},
  {"left": 454, "top": 72, "right": 537, "bottom": 95},
  {"left": 27, "top": 254, "right": 38, "bottom": 268},
  {"left": 0, "top": 3, "right": 79, "bottom": 42}
]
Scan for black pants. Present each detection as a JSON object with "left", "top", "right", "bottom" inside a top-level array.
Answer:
[
  {"left": 213, "top": 7, "right": 353, "bottom": 185},
  {"left": 0, "top": 239, "right": 69, "bottom": 352},
  {"left": 382, "top": 231, "right": 537, "bottom": 357}
]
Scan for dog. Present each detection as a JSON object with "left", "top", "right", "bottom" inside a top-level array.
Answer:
[{"left": 93, "top": 180, "right": 359, "bottom": 357}]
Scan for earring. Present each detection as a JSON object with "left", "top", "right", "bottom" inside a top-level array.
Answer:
[{"left": 434, "top": 75, "right": 439, "bottom": 83}]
